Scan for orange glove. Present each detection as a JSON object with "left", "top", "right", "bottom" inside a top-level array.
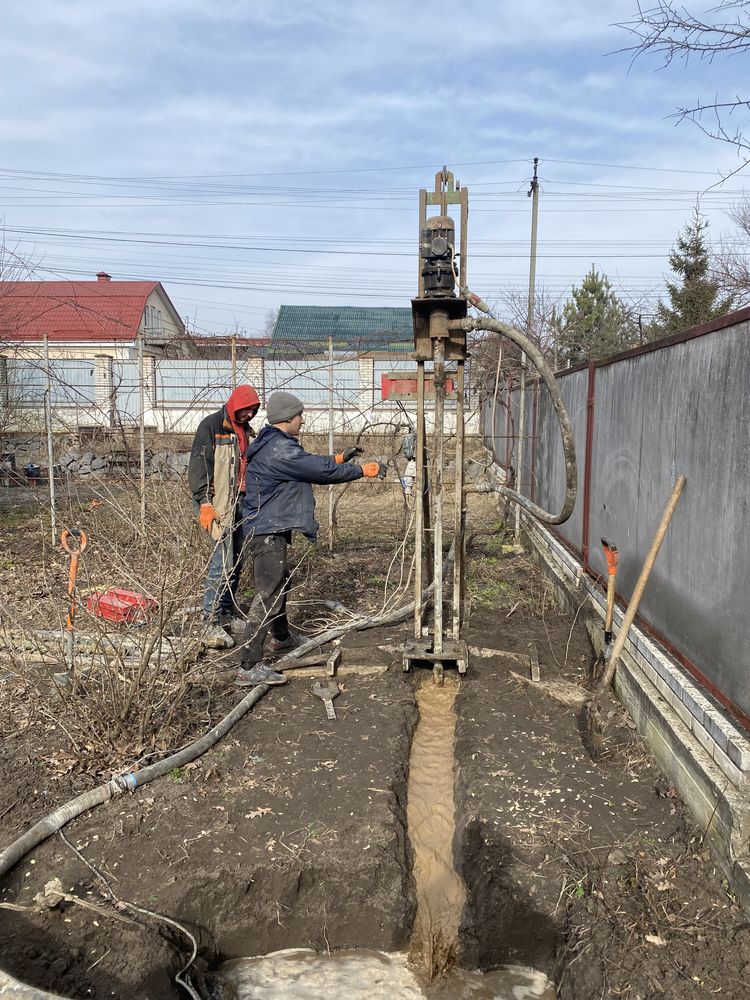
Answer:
[
  {"left": 199, "top": 503, "right": 219, "bottom": 531},
  {"left": 361, "top": 462, "right": 386, "bottom": 479}
]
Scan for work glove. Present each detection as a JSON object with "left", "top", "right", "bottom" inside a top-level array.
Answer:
[
  {"left": 199, "top": 503, "right": 219, "bottom": 531},
  {"left": 335, "top": 445, "right": 364, "bottom": 464},
  {"left": 361, "top": 461, "right": 387, "bottom": 479}
]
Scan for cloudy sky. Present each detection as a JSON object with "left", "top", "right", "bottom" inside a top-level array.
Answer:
[{"left": 1, "top": 0, "right": 747, "bottom": 335}]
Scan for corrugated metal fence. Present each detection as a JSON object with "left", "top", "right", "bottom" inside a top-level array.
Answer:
[{"left": 482, "top": 308, "right": 750, "bottom": 725}]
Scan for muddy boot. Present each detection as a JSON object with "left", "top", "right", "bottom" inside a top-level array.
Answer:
[
  {"left": 202, "top": 621, "right": 234, "bottom": 649},
  {"left": 218, "top": 612, "right": 247, "bottom": 637},
  {"left": 267, "top": 628, "right": 304, "bottom": 654},
  {"left": 234, "top": 662, "right": 287, "bottom": 687}
]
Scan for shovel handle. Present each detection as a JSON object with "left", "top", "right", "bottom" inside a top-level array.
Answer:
[
  {"left": 601, "top": 539, "right": 619, "bottom": 636},
  {"left": 61, "top": 529, "right": 88, "bottom": 632},
  {"left": 61, "top": 528, "right": 88, "bottom": 556},
  {"left": 594, "top": 476, "right": 685, "bottom": 698}
]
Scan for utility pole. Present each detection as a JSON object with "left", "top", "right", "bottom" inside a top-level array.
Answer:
[{"left": 515, "top": 156, "right": 539, "bottom": 543}]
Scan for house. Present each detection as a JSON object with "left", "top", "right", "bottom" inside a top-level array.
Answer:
[
  {"left": 264, "top": 304, "right": 477, "bottom": 433},
  {"left": 0, "top": 272, "right": 185, "bottom": 360},
  {"left": 270, "top": 304, "right": 412, "bottom": 356}
]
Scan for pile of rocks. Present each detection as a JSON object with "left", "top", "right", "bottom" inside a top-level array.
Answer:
[
  {"left": 58, "top": 449, "right": 191, "bottom": 478},
  {"left": 59, "top": 450, "right": 110, "bottom": 478},
  {"left": 148, "top": 450, "right": 190, "bottom": 476}
]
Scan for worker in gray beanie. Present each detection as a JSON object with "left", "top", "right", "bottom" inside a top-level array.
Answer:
[
  {"left": 265, "top": 390, "right": 304, "bottom": 425},
  {"left": 233, "top": 391, "right": 385, "bottom": 687}
]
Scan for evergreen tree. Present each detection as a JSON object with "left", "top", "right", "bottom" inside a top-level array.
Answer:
[
  {"left": 655, "top": 208, "right": 734, "bottom": 334},
  {"left": 553, "top": 266, "right": 637, "bottom": 366}
]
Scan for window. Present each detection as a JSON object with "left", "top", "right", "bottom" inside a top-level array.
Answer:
[{"left": 144, "top": 305, "right": 162, "bottom": 332}]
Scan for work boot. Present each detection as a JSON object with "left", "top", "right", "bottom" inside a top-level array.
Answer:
[
  {"left": 267, "top": 629, "right": 305, "bottom": 654},
  {"left": 218, "top": 611, "right": 247, "bottom": 636},
  {"left": 234, "top": 662, "right": 287, "bottom": 687},
  {"left": 202, "top": 621, "right": 234, "bottom": 649}
]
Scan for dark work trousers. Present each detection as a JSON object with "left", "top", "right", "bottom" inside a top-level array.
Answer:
[{"left": 237, "top": 531, "right": 292, "bottom": 667}]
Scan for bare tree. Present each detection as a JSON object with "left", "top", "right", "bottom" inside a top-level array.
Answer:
[
  {"left": 618, "top": 1, "right": 750, "bottom": 172},
  {"left": 469, "top": 284, "right": 565, "bottom": 399},
  {"left": 716, "top": 200, "right": 750, "bottom": 303}
]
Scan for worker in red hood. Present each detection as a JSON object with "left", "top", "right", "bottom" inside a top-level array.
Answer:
[{"left": 188, "top": 384, "right": 260, "bottom": 641}]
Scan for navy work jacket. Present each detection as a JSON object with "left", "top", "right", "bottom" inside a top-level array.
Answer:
[{"left": 242, "top": 425, "right": 363, "bottom": 540}]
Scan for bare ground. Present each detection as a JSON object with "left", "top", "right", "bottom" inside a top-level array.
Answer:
[{"left": 0, "top": 476, "right": 748, "bottom": 999}]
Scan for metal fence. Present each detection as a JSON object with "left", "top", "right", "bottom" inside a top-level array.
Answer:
[
  {"left": 2, "top": 351, "right": 478, "bottom": 433},
  {"left": 7, "top": 358, "right": 96, "bottom": 408},
  {"left": 482, "top": 307, "right": 750, "bottom": 726}
]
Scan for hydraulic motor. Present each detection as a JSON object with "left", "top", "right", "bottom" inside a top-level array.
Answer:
[{"left": 420, "top": 216, "right": 456, "bottom": 297}]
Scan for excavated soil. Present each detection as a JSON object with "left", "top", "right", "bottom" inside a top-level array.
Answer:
[{"left": 0, "top": 480, "right": 749, "bottom": 999}]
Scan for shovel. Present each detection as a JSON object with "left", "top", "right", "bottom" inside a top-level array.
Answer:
[
  {"left": 591, "top": 538, "right": 619, "bottom": 685},
  {"left": 60, "top": 528, "right": 88, "bottom": 678},
  {"left": 585, "top": 476, "right": 685, "bottom": 761}
]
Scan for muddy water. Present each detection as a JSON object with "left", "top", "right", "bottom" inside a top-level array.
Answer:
[
  {"left": 407, "top": 677, "right": 466, "bottom": 977},
  {"left": 221, "top": 949, "right": 555, "bottom": 998}
]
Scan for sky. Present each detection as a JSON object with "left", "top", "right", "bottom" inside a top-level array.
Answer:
[{"left": 1, "top": 0, "right": 748, "bottom": 336}]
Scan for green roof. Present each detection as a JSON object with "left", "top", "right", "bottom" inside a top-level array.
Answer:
[{"left": 270, "top": 305, "right": 413, "bottom": 354}]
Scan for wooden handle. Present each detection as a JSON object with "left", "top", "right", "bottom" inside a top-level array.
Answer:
[
  {"left": 604, "top": 574, "right": 616, "bottom": 634},
  {"left": 594, "top": 476, "right": 686, "bottom": 696}
]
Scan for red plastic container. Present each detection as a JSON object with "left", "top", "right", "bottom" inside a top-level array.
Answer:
[{"left": 86, "top": 588, "right": 158, "bottom": 623}]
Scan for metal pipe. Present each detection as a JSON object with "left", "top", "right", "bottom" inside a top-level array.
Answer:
[
  {"left": 328, "top": 335, "right": 334, "bottom": 553},
  {"left": 414, "top": 361, "right": 426, "bottom": 638},
  {"left": 138, "top": 328, "right": 146, "bottom": 531},
  {"left": 43, "top": 336, "right": 56, "bottom": 546},
  {"left": 581, "top": 361, "right": 597, "bottom": 572},
  {"left": 433, "top": 338, "right": 445, "bottom": 655},
  {"left": 452, "top": 362, "right": 465, "bottom": 639},
  {"left": 515, "top": 361, "right": 526, "bottom": 542}
]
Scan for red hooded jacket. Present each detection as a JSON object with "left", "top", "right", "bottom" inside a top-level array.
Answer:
[{"left": 226, "top": 384, "right": 260, "bottom": 485}]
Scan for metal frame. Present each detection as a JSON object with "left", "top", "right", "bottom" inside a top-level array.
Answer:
[{"left": 404, "top": 168, "right": 470, "bottom": 683}]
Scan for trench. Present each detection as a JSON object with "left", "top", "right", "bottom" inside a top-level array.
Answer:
[
  {"left": 0, "top": 664, "right": 559, "bottom": 999},
  {"left": 219, "top": 674, "right": 555, "bottom": 999}
]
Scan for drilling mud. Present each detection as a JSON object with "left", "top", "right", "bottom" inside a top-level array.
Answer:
[
  {"left": 407, "top": 678, "right": 466, "bottom": 977},
  {"left": 221, "top": 948, "right": 554, "bottom": 998}
]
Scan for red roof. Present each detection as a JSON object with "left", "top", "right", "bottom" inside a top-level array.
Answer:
[{"left": 0, "top": 279, "right": 160, "bottom": 342}]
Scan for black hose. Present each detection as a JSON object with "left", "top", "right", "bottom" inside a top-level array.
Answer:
[
  {"left": 458, "top": 317, "right": 577, "bottom": 525},
  {"left": 0, "top": 685, "right": 269, "bottom": 879}
]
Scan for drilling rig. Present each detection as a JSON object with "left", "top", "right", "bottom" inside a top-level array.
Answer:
[{"left": 402, "top": 167, "right": 578, "bottom": 685}]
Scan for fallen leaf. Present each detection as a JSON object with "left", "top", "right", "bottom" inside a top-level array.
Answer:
[
  {"left": 645, "top": 934, "right": 666, "bottom": 946},
  {"left": 245, "top": 807, "right": 273, "bottom": 819}
]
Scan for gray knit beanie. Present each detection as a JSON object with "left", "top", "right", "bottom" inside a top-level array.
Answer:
[{"left": 266, "top": 391, "right": 304, "bottom": 425}]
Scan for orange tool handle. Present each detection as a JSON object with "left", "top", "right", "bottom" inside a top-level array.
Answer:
[
  {"left": 61, "top": 529, "right": 87, "bottom": 631},
  {"left": 601, "top": 537, "right": 619, "bottom": 576}
]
